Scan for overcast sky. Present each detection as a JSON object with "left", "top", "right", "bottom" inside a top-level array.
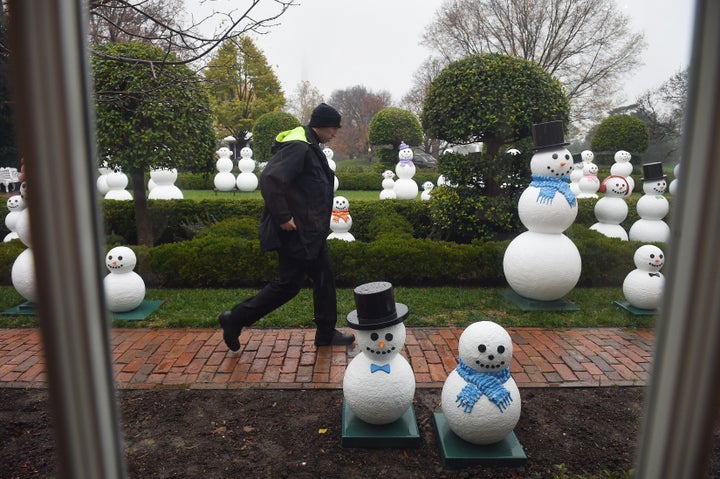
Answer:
[{"left": 198, "top": 0, "right": 696, "bottom": 106}]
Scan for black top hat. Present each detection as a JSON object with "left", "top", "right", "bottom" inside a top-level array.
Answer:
[
  {"left": 572, "top": 153, "right": 583, "bottom": 164},
  {"left": 346, "top": 281, "right": 409, "bottom": 330},
  {"left": 532, "top": 120, "right": 570, "bottom": 150},
  {"left": 641, "top": 162, "right": 666, "bottom": 181}
]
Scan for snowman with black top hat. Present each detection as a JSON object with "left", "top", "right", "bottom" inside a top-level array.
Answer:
[
  {"left": 343, "top": 281, "right": 415, "bottom": 425},
  {"left": 502, "top": 120, "right": 581, "bottom": 302},
  {"left": 628, "top": 162, "right": 670, "bottom": 243}
]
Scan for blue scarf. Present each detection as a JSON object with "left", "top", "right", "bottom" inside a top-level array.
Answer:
[
  {"left": 455, "top": 357, "right": 513, "bottom": 413},
  {"left": 530, "top": 174, "right": 576, "bottom": 207}
]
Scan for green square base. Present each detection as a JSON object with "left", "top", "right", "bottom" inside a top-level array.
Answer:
[
  {"left": 500, "top": 290, "right": 579, "bottom": 311},
  {"left": 614, "top": 300, "right": 657, "bottom": 316},
  {"left": 433, "top": 412, "right": 527, "bottom": 469},
  {"left": 341, "top": 401, "right": 421, "bottom": 448},
  {"left": 1, "top": 299, "right": 164, "bottom": 321}
]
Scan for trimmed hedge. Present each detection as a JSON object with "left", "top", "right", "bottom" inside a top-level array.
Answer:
[{"left": 0, "top": 196, "right": 671, "bottom": 289}]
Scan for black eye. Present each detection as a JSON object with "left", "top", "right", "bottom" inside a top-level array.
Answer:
[
  {"left": 385, "top": 333, "right": 393, "bottom": 341},
  {"left": 659, "top": 255, "right": 664, "bottom": 259},
  {"left": 650, "top": 254, "right": 655, "bottom": 259},
  {"left": 118, "top": 256, "right": 123, "bottom": 261},
  {"left": 108, "top": 255, "right": 113, "bottom": 260},
  {"left": 564, "top": 154, "right": 570, "bottom": 160},
  {"left": 370, "top": 333, "right": 378, "bottom": 341},
  {"left": 552, "top": 153, "right": 558, "bottom": 159},
  {"left": 478, "top": 344, "right": 486, "bottom": 353},
  {"left": 497, "top": 345, "right": 505, "bottom": 354}
]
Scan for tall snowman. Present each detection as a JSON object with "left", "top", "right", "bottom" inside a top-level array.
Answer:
[
  {"left": 441, "top": 320, "right": 521, "bottom": 445},
  {"left": 97, "top": 160, "right": 111, "bottom": 195},
  {"left": 589, "top": 175, "right": 631, "bottom": 240},
  {"left": 343, "top": 281, "right": 415, "bottom": 425},
  {"left": 328, "top": 195, "right": 355, "bottom": 242},
  {"left": 214, "top": 146, "right": 236, "bottom": 192},
  {"left": 610, "top": 150, "right": 635, "bottom": 194},
  {"left": 576, "top": 150, "right": 600, "bottom": 199},
  {"left": 236, "top": 146, "right": 258, "bottom": 192},
  {"left": 569, "top": 154, "right": 584, "bottom": 196},
  {"left": 323, "top": 147, "right": 339, "bottom": 192},
  {"left": 622, "top": 244, "right": 665, "bottom": 310},
  {"left": 104, "top": 166, "right": 133, "bottom": 200},
  {"left": 104, "top": 245, "right": 146, "bottom": 313},
  {"left": 628, "top": 162, "right": 670, "bottom": 243},
  {"left": 669, "top": 162, "right": 680, "bottom": 196},
  {"left": 393, "top": 142, "right": 419, "bottom": 200},
  {"left": 503, "top": 121, "right": 582, "bottom": 302},
  {"left": 11, "top": 163, "right": 37, "bottom": 303}
]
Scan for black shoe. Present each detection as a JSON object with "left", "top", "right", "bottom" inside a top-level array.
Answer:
[
  {"left": 315, "top": 329, "right": 355, "bottom": 346},
  {"left": 218, "top": 311, "right": 242, "bottom": 352}
]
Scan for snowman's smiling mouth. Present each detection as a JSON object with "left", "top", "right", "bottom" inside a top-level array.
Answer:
[
  {"left": 474, "top": 359, "right": 506, "bottom": 370},
  {"left": 108, "top": 264, "right": 125, "bottom": 270},
  {"left": 366, "top": 346, "right": 395, "bottom": 356}
]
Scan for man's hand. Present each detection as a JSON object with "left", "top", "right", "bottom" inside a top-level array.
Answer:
[{"left": 280, "top": 218, "right": 297, "bottom": 231}]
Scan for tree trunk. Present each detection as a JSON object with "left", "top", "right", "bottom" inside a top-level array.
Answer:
[
  {"left": 131, "top": 168, "right": 154, "bottom": 247},
  {"left": 483, "top": 140, "right": 503, "bottom": 197}
]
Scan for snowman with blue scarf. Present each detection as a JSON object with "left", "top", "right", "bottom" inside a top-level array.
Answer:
[
  {"left": 441, "top": 320, "right": 521, "bottom": 445},
  {"left": 343, "top": 281, "right": 415, "bottom": 425},
  {"left": 502, "top": 120, "right": 582, "bottom": 301}
]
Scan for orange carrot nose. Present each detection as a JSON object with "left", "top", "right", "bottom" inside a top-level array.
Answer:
[
  {"left": 560, "top": 161, "right": 566, "bottom": 166},
  {"left": 379, "top": 341, "right": 385, "bottom": 348}
]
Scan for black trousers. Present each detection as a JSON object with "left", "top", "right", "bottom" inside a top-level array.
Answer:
[{"left": 229, "top": 245, "right": 338, "bottom": 338}]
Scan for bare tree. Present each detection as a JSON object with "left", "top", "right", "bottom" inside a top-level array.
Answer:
[
  {"left": 286, "top": 80, "right": 324, "bottom": 124},
  {"left": 328, "top": 85, "right": 392, "bottom": 159},
  {"left": 86, "top": 0, "right": 297, "bottom": 66},
  {"left": 420, "top": 0, "right": 646, "bottom": 127}
]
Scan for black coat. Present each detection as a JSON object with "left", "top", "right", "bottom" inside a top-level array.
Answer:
[{"left": 258, "top": 126, "right": 335, "bottom": 260}]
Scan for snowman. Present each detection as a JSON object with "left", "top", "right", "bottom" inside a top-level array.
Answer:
[
  {"left": 148, "top": 167, "right": 183, "bottom": 199},
  {"left": 441, "top": 321, "right": 521, "bottom": 445},
  {"left": 576, "top": 161, "right": 600, "bottom": 199},
  {"left": 589, "top": 175, "right": 631, "bottom": 240},
  {"left": 4, "top": 194, "right": 25, "bottom": 242},
  {"left": 104, "top": 166, "right": 133, "bottom": 200},
  {"left": 214, "top": 146, "right": 236, "bottom": 192},
  {"left": 622, "top": 244, "right": 665, "bottom": 310},
  {"left": 343, "top": 281, "right": 415, "bottom": 425},
  {"left": 11, "top": 172, "right": 37, "bottom": 303},
  {"left": 323, "top": 147, "right": 339, "bottom": 192},
  {"left": 503, "top": 121, "right": 582, "bottom": 301},
  {"left": 420, "top": 181, "right": 434, "bottom": 201},
  {"left": 628, "top": 162, "right": 670, "bottom": 243},
  {"left": 569, "top": 154, "right": 584, "bottom": 196},
  {"left": 328, "top": 195, "right": 355, "bottom": 242},
  {"left": 610, "top": 150, "right": 635, "bottom": 195},
  {"left": 236, "top": 146, "right": 258, "bottom": 192},
  {"left": 103, "top": 246, "right": 146, "bottom": 313},
  {"left": 97, "top": 160, "right": 111, "bottom": 195},
  {"left": 669, "top": 162, "right": 680, "bottom": 196},
  {"left": 393, "top": 142, "right": 419, "bottom": 200},
  {"left": 379, "top": 170, "right": 396, "bottom": 200}
]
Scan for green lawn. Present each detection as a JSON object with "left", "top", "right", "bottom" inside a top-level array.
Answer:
[{"left": 0, "top": 285, "right": 654, "bottom": 330}]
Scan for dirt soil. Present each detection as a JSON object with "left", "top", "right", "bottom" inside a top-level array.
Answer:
[{"left": 1, "top": 386, "right": 719, "bottom": 478}]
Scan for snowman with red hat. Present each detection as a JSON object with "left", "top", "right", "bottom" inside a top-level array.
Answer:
[{"left": 342, "top": 281, "right": 415, "bottom": 425}]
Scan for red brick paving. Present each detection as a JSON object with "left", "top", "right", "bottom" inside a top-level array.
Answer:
[{"left": 0, "top": 327, "right": 653, "bottom": 390}]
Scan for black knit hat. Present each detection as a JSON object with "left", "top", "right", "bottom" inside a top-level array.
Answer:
[{"left": 308, "top": 103, "right": 342, "bottom": 128}]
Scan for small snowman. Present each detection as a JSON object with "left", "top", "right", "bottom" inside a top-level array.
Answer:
[
  {"left": 343, "top": 281, "right": 415, "bottom": 425},
  {"left": 323, "top": 147, "right": 339, "bottom": 192},
  {"left": 441, "top": 321, "right": 521, "bottom": 445},
  {"left": 379, "top": 170, "right": 396, "bottom": 200},
  {"left": 610, "top": 150, "right": 635, "bottom": 195},
  {"left": 669, "top": 162, "right": 680, "bottom": 196},
  {"left": 327, "top": 195, "right": 355, "bottom": 242},
  {"left": 622, "top": 244, "right": 665, "bottom": 310},
  {"left": 104, "top": 246, "right": 146, "bottom": 313},
  {"left": 628, "top": 162, "right": 670, "bottom": 243},
  {"left": 569, "top": 154, "right": 584, "bottom": 196},
  {"left": 4, "top": 195, "right": 25, "bottom": 242},
  {"left": 236, "top": 146, "right": 258, "bottom": 192},
  {"left": 148, "top": 167, "right": 183, "bottom": 200},
  {"left": 104, "top": 166, "right": 133, "bottom": 200},
  {"left": 11, "top": 163, "right": 37, "bottom": 303},
  {"left": 577, "top": 161, "right": 600, "bottom": 199},
  {"left": 97, "top": 160, "right": 111, "bottom": 195},
  {"left": 420, "top": 181, "right": 434, "bottom": 201},
  {"left": 393, "top": 142, "right": 419, "bottom": 200},
  {"left": 503, "top": 120, "right": 581, "bottom": 301},
  {"left": 214, "top": 146, "right": 236, "bottom": 192},
  {"left": 589, "top": 175, "right": 631, "bottom": 240}
]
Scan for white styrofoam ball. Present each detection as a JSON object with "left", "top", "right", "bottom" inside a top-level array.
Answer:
[
  {"left": 15, "top": 208, "right": 32, "bottom": 247},
  {"left": 104, "top": 272, "right": 145, "bottom": 312},
  {"left": 11, "top": 248, "right": 37, "bottom": 302},
  {"left": 628, "top": 219, "right": 670, "bottom": 243},
  {"left": 503, "top": 231, "right": 581, "bottom": 301},
  {"left": 517, "top": 186, "right": 578, "bottom": 233},
  {"left": 214, "top": 172, "right": 236, "bottom": 191}
]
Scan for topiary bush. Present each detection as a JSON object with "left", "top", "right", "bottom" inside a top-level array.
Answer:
[
  {"left": 251, "top": 111, "right": 301, "bottom": 162},
  {"left": 590, "top": 114, "right": 649, "bottom": 154},
  {"left": 368, "top": 107, "right": 424, "bottom": 166}
]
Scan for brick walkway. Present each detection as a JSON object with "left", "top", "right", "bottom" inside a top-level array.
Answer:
[{"left": 0, "top": 327, "right": 653, "bottom": 390}]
